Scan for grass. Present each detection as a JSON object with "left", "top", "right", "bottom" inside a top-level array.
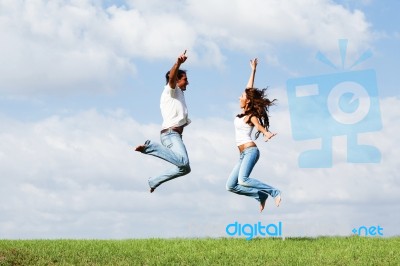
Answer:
[{"left": 0, "top": 236, "right": 399, "bottom": 265}]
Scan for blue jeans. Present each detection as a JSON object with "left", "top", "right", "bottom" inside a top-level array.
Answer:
[
  {"left": 226, "top": 146, "right": 280, "bottom": 203},
  {"left": 141, "top": 129, "right": 191, "bottom": 189}
]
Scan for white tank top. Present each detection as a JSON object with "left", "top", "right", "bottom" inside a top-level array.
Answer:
[{"left": 234, "top": 116, "right": 254, "bottom": 146}]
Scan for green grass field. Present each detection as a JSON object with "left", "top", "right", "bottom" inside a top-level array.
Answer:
[{"left": 1, "top": 237, "right": 399, "bottom": 265}]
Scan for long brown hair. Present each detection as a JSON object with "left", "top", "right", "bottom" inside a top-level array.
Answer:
[{"left": 237, "top": 87, "right": 276, "bottom": 139}]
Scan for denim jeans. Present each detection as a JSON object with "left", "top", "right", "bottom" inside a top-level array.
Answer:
[
  {"left": 141, "top": 129, "right": 191, "bottom": 189},
  {"left": 226, "top": 146, "right": 280, "bottom": 203}
]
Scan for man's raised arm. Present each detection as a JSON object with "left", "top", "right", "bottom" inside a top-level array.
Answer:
[{"left": 168, "top": 50, "right": 188, "bottom": 88}]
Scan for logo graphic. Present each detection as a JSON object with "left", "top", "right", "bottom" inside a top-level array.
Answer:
[
  {"left": 287, "top": 39, "right": 382, "bottom": 168},
  {"left": 352, "top": 225, "right": 384, "bottom": 236},
  {"left": 225, "top": 221, "right": 282, "bottom": 240}
]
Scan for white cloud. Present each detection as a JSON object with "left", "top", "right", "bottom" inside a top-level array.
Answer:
[
  {"left": 0, "top": 0, "right": 373, "bottom": 94},
  {"left": 185, "top": 0, "right": 371, "bottom": 52},
  {"left": 0, "top": 0, "right": 135, "bottom": 94},
  {"left": 0, "top": 95, "right": 398, "bottom": 238}
]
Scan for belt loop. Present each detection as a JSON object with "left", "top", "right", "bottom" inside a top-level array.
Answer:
[
  {"left": 160, "top": 128, "right": 173, "bottom": 134},
  {"left": 160, "top": 126, "right": 183, "bottom": 135}
]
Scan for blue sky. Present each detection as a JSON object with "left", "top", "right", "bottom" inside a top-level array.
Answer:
[{"left": 0, "top": 0, "right": 399, "bottom": 239}]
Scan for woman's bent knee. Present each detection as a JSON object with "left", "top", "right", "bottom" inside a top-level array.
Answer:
[
  {"left": 238, "top": 177, "right": 249, "bottom": 187},
  {"left": 226, "top": 184, "right": 235, "bottom": 192}
]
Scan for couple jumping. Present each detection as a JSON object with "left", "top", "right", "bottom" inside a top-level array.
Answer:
[{"left": 134, "top": 51, "right": 281, "bottom": 212}]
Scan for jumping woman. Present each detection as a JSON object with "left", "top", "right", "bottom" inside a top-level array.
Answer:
[{"left": 226, "top": 58, "right": 282, "bottom": 212}]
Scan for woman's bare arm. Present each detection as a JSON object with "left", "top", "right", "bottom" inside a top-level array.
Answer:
[
  {"left": 246, "top": 58, "right": 257, "bottom": 88},
  {"left": 250, "top": 116, "right": 277, "bottom": 141}
]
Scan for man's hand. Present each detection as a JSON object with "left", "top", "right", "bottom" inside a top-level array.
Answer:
[
  {"left": 169, "top": 50, "right": 188, "bottom": 88},
  {"left": 177, "top": 50, "right": 188, "bottom": 65}
]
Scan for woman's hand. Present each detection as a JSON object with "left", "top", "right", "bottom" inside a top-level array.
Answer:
[
  {"left": 264, "top": 131, "right": 277, "bottom": 142},
  {"left": 250, "top": 58, "right": 258, "bottom": 71},
  {"left": 246, "top": 58, "right": 258, "bottom": 88}
]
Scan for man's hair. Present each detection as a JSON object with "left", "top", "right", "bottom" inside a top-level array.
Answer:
[{"left": 165, "top": 69, "right": 187, "bottom": 84}]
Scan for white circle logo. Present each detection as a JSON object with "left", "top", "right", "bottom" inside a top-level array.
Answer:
[{"left": 327, "top": 81, "right": 370, "bottom": 124}]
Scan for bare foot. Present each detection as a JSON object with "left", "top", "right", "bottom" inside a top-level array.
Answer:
[
  {"left": 134, "top": 145, "right": 145, "bottom": 152},
  {"left": 150, "top": 187, "right": 155, "bottom": 193},
  {"left": 260, "top": 200, "right": 266, "bottom": 212},
  {"left": 275, "top": 194, "right": 282, "bottom": 207},
  {"left": 135, "top": 140, "right": 150, "bottom": 153}
]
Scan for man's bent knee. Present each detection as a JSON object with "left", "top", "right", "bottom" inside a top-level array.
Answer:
[
  {"left": 184, "top": 164, "right": 191, "bottom": 174},
  {"left": 179, "top": 164, "right": 191, "bottom": 175}
]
